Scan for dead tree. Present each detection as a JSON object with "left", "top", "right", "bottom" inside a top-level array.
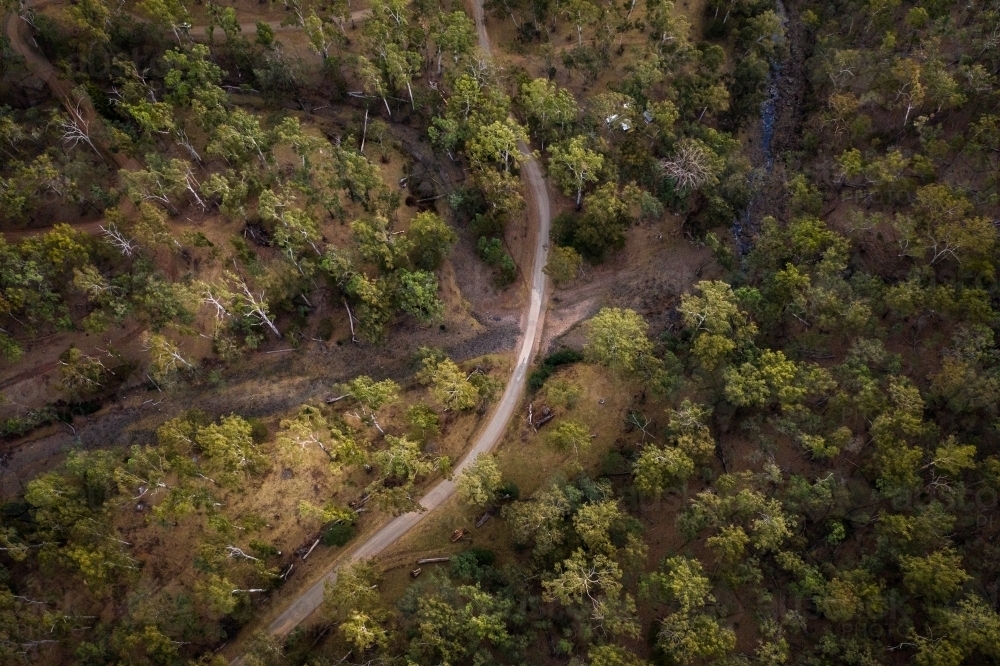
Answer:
[
  {"left": 58, "top": 101, "right": 100, "bottom": 156},
  {"left": 100, "top": 223, "right": 138, "bottom": 257},
  {"left": 659, "top": 140, "right": 715, "bottom": 192},
  {"left": 236, "top": 279, "right": 282, "bottom": 338},
  {"left": 226, "top": 545, "right": 261, "bottom": 562}
]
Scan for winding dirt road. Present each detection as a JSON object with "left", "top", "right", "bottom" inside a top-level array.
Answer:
[
  {"left": 230, "top": 3, "right": 552, "bottom": 658},
  {"left": 242, "top": 9, "right": 552, "bottom": 652},
  {"left": 4, "top": 0, "right": 553, "bottom": 652},
  {"left": 252, "top": 158, "right": 550, "bottom": 648}
]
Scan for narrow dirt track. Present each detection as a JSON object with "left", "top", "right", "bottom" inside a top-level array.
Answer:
[
  {"left": 4, "top": 1, "right": 141, "bottom": 171},
  {"left": 231, "top": 2, "right": 553, "bottom": 658}
]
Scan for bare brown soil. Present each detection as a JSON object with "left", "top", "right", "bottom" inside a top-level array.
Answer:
[{"left": 544, "top": 210, "right": 716, "bottom": 352}]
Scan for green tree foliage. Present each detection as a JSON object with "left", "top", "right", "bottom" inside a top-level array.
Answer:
[
  {"left": 195, "top": 415, "right": 269, "bottom": 486},
  {"left": 679, "top": 280, "right": 757, "bottom": 371},
  {"left": 408, "top": 583, "right": 517, "bottom": 664},
  {"left": 418, "top": 356, "right": 479, "bottom": 411},
  {"left": 406, "top": 403, "right": 441, "bottom": 442},
  {"left": 0, "top": 155, "right": 68, "bottom": 227},
  {"left": 547, "top": 419, "right": 592, "bottom": 455},
  {"left": 408, "top": 211, "right": 458, "bottom": 270},
  {"left": 584, "top": 308, "right": 656, "bottom": 375},
  {"left": 143, "top": 332, "right": 193, "bottom": 385},
  {"left": 432, "top": 11, "right": 476, "bottom": 74},
  {"left": 304, "top": 10, "right": 346, "bottom": 61},
  {"left": 466, "top": 119, "right": 530, "bottom": 173},
  {"left": 430, "top": 74, "right": 510, "bottom": 158},
  {"left": 367, "top": 435, "right": 447, "bottom": 514},
  {"left": 633, "top": 445, "right": 695, "bottom": 496},
  {"left": 340, "top": 610, "right": 389, "bottom": 651},
  {"left": 566, "top": 183, "right": 636, "bottom": 259},
  {"left": 544, "top": 245, "right": 583, "bottom": 286},
  {"left": 519, "top": 78, "right": 578, "bottom": 143},
  {"left": 1, "top": 225, "right": 92, "bottom": 358},
  {"left": 900, "top": 548, "right": 970, "bottom": 603},
  {"left": 502, "top": 481, "right": 577, "bottom": 556},
  {"left": 57, "top": 346, "right": 112, "bottom": 398},
  {"left": 587, "top": 645, "right": 650, "bottom": 666},
  {"left": 397, "top": 269, "right": 445, "bottom": 323},
  {"left": 325, "top": 560, "right": 382, "bottom": 621},
  {"left": 139, "top": 0, "right": 191, "bottom": 40},
  {"left": 548, "top": 136, "right": 604, "bottom": 207},
  {"left": 643, "top": 556, "right": 736, "bottom": 664},
  {"left": 298, "top": 499, "right": 355, "bottom": 525},
  {"left": 345, "top": 273, "right": 395, "bottom": 342},
  {"left": 162, "top": 44, "right": 228, "bottom": 125},
  {"left": 342, "top": 375, "right": 399, "bottom": 431},
  {"left": 456, "top": 454, "right": 504, "bottom": 507},
  {"left": 277, "top": 405, "right": 363, "bottom": 470}
]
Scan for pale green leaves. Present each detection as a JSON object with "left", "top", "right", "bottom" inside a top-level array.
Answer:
[
  {"left": 466, "top": 118, "right": 531, "bottom": 172},
  {"left": 633, "top": 445, "right": 695, "bottom": 497},
  {"left": 418, "top": 356, "right": 478, "bottom": 411},
  {"left": 644, "top": 556, "right": 736, "bottom": 664},
  {"left": 196, "top": 414, "right": 269, "bottom": 485},
  {"left": 456, "top": 454, "right": 503, "bottom": 507},
  {"left": 548, "top": 136, "right": 604, "bottom": 206},
  {"left": 547, "top": 419, "right": 591, "bottom": 455},
  {"left": 585, "top": 307, "right": 654, "bottom": 374}
]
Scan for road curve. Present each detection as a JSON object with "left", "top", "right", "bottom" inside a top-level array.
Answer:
[{"left": 241, "top": 0, "right": 552, "bottom": 652}]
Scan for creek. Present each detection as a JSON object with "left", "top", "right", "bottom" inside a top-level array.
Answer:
[{"left": 732, "top": 0, "right": 789, "bottom": 256}]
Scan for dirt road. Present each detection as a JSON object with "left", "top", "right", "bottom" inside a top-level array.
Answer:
[{"left": 236, "top": 1, "right": 553, "bottom": 653}]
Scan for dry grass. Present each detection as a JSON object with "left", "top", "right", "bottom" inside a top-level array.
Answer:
[
  {"left": 12, "top": 352, "right": 511, "bottom": 648},
  {"left": 373, "top": 362, "right": 653, "bottom": 586}
]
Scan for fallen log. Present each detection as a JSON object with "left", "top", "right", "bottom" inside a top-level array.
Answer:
[
  {"left": 534, "top": 413, "right": 555, "bottom": 429},
  {"left": 301, "top": 539, "right": 320, "bottom": 560}
]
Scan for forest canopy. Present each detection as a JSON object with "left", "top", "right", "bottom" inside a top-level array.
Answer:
[{"left": 3, "top": 0, "right": 1000, "bottom": 662}]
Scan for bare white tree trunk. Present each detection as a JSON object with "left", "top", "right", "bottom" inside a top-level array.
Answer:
[
  {"left": 59, "top": 102, "right": 100, "bottom": 156},
  {"left": 226, "top": 545, "right": 261, "bottom": 562},
  {"left": 343, "top": 298, "right": 358, "bottom": 343},
  {"left": 238, "top": 280, "right": 281, "bottom": 338},
  {"left": 101, "top": 224, "right": 138, "bottom": 257}
]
